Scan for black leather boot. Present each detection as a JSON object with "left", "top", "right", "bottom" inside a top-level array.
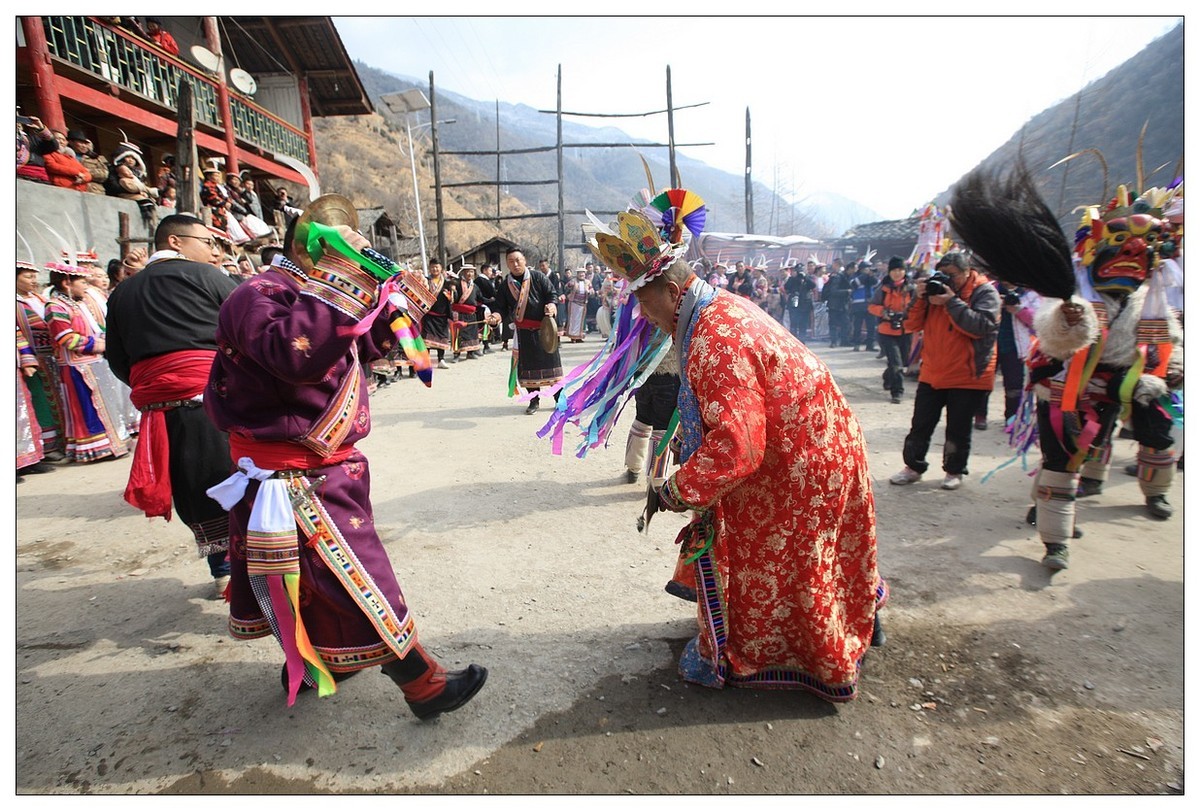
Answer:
[
  {"left": 404, "top": 665, "right": 489, "bottom": 721},
  {"left": 380, "top": 646, "right": 488, "bottom": 721}
]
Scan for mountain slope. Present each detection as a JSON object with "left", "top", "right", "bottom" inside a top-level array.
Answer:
[
  {"left": 934, "top": 24, "right": 1182, "bottom": 232},
  {"left": 313, "top": 24, "right": 1182, "bottom": 264}
]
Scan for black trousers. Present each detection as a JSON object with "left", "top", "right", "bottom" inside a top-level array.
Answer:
[
  {"left": 165, "top": 405, "right": 232, "bottom": 575},
  {"left": 634, "top": 373, "right": 680, "bottom": 429},
  {"left": 1038, "top": 397, "right": 1174, "bottom": 473},
  {"left": 827, "top": 308, "right": 849, "bottom": 346},
  {"left": 878, "top": 332, "right": 911, "bottom": 396},
  {"left": 976, "top": 350, "right": 1027, "bottom": 422},
  {"left": 901, "top": 382, "right": 989, "bottom": 476},
  {"left": 848, "top": 304, "right": 875, "bottom": 349},
  {"left": 786, "top": 305, "right": 801, "bottom": 338}
]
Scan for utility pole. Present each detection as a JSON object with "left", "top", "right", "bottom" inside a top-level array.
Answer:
[
  {"left": 495, "top": 99, "right": 501, "bottom": 225},
  {"left": 556, "top": 65, "right": 565, "bottom": 275},
  {"left": 430, "top": 71, "right": 446, "bottom": 268},
  {"left": 744, "top": 107, "right": 753, "bottom": 233},
  {"left": 667, "top": 66, "right": 678, "bottom": 187}
]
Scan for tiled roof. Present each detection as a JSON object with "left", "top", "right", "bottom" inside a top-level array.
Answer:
[{"left": 839, "top": 216, "right": 922, "bottom": 241}]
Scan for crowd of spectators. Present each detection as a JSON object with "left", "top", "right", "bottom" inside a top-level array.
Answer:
[{"left": 17, "top": 106, "right": 296, "bottom": 247}]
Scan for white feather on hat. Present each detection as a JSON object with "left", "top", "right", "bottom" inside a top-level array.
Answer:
[{"left": 112, "top": 129, "right": 146, "bottom": 174}]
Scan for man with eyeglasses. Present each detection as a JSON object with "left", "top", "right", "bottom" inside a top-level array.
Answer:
[{"left": 104, "top": 214, "right": 241, "bottom": 598}]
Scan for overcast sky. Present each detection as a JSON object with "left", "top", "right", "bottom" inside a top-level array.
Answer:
[{"left": 334, "top": 11, "right": 1181, "bottom": 221}]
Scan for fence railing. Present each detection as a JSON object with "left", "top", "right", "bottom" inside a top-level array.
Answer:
[
  {"left": 229, "top": 97, "right": 309, "bottom": 164},
  {"left": 39, "top": 16, "right": 309, "bottom": 164}
]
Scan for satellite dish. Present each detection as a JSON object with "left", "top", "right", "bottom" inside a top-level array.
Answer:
[
  {"left": 189, "top": 45, "right": 222, "bottom": 74},
  {"left": 229, "top": 68, "right": 258, "bottom": 96}
]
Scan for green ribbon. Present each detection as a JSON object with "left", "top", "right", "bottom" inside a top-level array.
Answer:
[
  {"left": 303, "top": 221, "right": 394, "bottom": 282},
  {"left": 656, "top": 409, "right": 680, "bottom": 457}
]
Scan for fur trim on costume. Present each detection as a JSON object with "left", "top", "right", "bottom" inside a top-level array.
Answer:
[
  {"left": 1033, "top": 295, "right": 1098, "bottom": 360},
  {"left": 1097, "top": 285, "right": 1147, "bottom": 367},
  {"left": 654, "top": 344, "right": 681, "bottom": 376},
  {"left": 1133, "top": 374, "right": 1169, "bottom": 405}
]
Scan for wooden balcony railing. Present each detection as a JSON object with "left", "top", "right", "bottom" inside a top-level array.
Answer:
[{"left": 39, "top": 16, "right": 310, "bottom": 164}]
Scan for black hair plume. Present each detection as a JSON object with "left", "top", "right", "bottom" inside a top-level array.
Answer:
[{"left": 948, "top": 161, "right": 1076, "bottom": 301}]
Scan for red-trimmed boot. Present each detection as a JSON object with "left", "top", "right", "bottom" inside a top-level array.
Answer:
[{"left": 381, "top": 642, "right": 488, "bottom": 721}]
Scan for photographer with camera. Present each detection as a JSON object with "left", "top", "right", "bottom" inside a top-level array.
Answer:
[
  {"left": 847, "top": 261, "right": 878, "bottom": 352},
  {"left": 974, "top": 279, "right": 1040, "bottom": 430},
  {"left": 784, "top": 260, "right": 818, "bottom": 340},
  {"left": 869, "top": 257, "right": 916, "bottom": 404},
  {"left": 888, "top": 252, "right": 999, "bottom": 490},
  {"left": 16, "top": 111, "right": 58, "bottom": 183},
  {"left": 821, "top": 259, "right": 853, "bottom": 347}
]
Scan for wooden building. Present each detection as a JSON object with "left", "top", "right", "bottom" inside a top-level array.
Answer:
[
  {"left": 16, "top": 15, "right": 370, "bottom": 195},
  {"left": 830, "top": 216, "right": 922, "bottom": 267}
]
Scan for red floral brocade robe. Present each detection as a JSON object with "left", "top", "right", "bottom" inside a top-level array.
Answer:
[{"left": 666, "top": 290, "right": 883, "bottom": 694}]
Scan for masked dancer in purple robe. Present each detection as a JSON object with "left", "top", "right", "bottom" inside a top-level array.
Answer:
[{"left": 204, "top": 196, "right": 488, "bottom": 717}]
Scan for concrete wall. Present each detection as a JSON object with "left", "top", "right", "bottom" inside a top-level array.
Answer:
[{"left": 16, "top": 181, "right": 154, "bottom": 277}]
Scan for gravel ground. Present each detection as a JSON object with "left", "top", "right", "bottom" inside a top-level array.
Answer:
[{"left": 13, "top": 334, "right": 1184, "bottom": 795}]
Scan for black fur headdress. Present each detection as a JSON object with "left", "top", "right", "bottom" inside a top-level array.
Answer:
[{"left": 948, "top": 161, "right": 1076, "bottom": 301}]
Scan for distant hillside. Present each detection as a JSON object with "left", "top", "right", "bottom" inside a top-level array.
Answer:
[
  {"left": 313, "top": 62, "right": 832, "bottom": 264},
  {"left": 936, "top": 24, "right": 1182, "bottom": 234},
  {"left": 313, "top": 25, "right": 1182, "bottom": 264}
]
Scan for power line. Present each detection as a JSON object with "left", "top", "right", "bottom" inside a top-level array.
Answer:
[{"left": 462, "top": 19, "right": 503, "bottom": 101}]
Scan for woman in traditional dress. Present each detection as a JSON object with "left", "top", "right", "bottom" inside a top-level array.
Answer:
[
  {"left": 597, "top": 271, "right": 618, "bottom": 339},
  {"left": 450, "top": 264, "right": 483, "bottom": 360},
  {"left": 76, "top": 252, "right": 141, "bottom": 436},
  {"left": 420, "top": 262, "right": 454, "bottom": 368},
  {"left": 43, "top": 262, "right": 131, "bottom": 462},
  {"left": 564, "top": 268, "right": 590, "bottom": 342}
]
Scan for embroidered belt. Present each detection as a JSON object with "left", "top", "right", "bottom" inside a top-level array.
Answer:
[
  {"left": 144, "top": 397, "right": 204, "bottom": 411},
  {"left": 516, "top": 318, "right": 542, "bottom": 330},
  {"left": 268, "top": 468, "right": 328, "bottom": 479}
]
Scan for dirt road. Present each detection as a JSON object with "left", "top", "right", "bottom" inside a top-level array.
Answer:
[{"left": 13, "top": 334, "right": 1184, "bottom": 795}]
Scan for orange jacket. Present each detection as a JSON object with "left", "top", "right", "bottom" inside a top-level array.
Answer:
[
  {"left": 868, "top": 279, "right": 916, "bottom": 336},
  {"left": 43, "top": 151, "right": 91, "bottom": 191},
  {"left": 903, "top": 270, "right": 999, "bottom": 390}
]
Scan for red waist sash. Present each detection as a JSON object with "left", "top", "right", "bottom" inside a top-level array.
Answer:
[
  {"left": 229, "top": 434, "right": 356, "bottom": 471},
  {"left": 124, "top": 350, "right": 217, "bottom": 520}
]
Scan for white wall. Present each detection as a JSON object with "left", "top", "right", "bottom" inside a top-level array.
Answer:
[
  {"left": 17, "top": 182, "right": 154, "bottom": 275},
  {"left": 253, "top": 74, "right": 304, "bottom": 128}
]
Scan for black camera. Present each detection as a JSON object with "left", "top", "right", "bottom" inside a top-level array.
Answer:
[
  {"left": 1003, "top": 290, "right": 1022, "bottom": 307},
  {"left": 924, "top": 271, "right": 951, "bottom": 298}
]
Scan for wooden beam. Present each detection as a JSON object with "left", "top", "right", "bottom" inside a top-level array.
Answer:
[
  {"left": 176, "top": 78, "right": 200, "bottom": 214},
  {"left": 258, "top": 19, "right": 304, "bottom": 78}
]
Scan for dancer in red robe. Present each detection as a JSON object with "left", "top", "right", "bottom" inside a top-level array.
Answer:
[{"left": 590, "top": 189, "right": 886, "bottom": 702}]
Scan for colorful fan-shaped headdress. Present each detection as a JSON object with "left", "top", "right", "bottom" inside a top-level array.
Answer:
[
  {"left": 535, "top": 172, "right": 704, "bottom": 457},
  {"left": 586, "top": 187, "right": 706, "bottom": 291}
]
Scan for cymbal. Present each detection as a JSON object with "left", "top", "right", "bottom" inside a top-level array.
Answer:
[{"left": 291, "top": 193, "right": 359, "bottom": 273}]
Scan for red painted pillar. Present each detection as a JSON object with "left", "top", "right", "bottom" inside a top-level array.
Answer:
[
  {"left": 20, "top": 17, "right": 66, "bottom": 132},
  {"left": 203, "top": 16, "right": 239, "bottom": 176},
  {"left": 297, "top": 74, "right": 319, "bottom": 178}
]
